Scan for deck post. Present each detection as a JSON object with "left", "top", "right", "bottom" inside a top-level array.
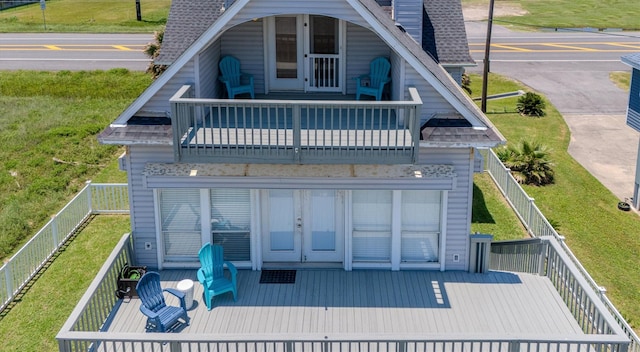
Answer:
[
  {"left": 169, "top": 341, "right": 181, "bottom": 352},
  {"left": 508, "top": 341, "right": 520, "bottom": 352},
  {"left": 538, "top": 239, "right": 548, "bottom": 276},
  {"left": 285, "top": 341, "right": 294, "bottom": 352},
  {"left": 293, "top": 104, "right": 301, "bottom": 163}
]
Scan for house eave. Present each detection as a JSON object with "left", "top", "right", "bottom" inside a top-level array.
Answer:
[{"left": 142, "top": 162, "right": 457, "bottom": 190}]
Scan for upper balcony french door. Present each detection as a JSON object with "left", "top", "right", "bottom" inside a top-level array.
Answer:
[{"left": 267, "top": 15, "right": 344, "bottom": 93}]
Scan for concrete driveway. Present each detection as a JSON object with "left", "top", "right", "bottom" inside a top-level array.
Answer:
[{"left": 465, "top": 21, "right": 639, "bottom": 202}]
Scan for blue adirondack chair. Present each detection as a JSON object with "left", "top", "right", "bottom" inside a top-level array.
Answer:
[
  {"left": 355, "top": 57, "right": 391, "bottom": 101},
  {"left": 197, "top": 243, "right": 238, "bottom": 310},
  {"left": 136, "top": 271, "right": 190, "bottom": 332},
  {"left": 219, "top": 56, "right": 255, "bottom": 99}
]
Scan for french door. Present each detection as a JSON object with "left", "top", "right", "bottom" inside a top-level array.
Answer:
[
  {"left": 267, "top": 15, "right": 344, "bottom": 92},
  {"left": 262, "top": 190, "right": 344, "bottom": 263}
]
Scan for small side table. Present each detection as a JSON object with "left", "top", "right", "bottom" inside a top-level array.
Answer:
[{"left": 176, "top": 279, "right": 194, "bottom": 310}]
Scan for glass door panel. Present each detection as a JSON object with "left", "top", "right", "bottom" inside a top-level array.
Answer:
[
  {"left": 262, "top": 190, "right": 301, "bottom": 261},
  {"left": 268, "top": 16, "right": 304, "bottom": 91}
]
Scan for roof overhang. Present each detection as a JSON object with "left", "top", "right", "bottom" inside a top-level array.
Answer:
[{"left": 142, "top": 162, "right": 457, "bottom": 190}]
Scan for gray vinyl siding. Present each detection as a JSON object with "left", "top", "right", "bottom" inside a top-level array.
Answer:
[
  {"left": 198, "top": 39, "right": 221, "bottom": 99},
  {"left": 228, "top": 0, "right": 367, "bottom": 28},
  {"left": 220, "top": 20, "right": 265, "bottom": 94},
  {"left": 393, "top": 0, "right": 423, "bottom": 43},
  {"left": 345, "top": 22, "right": 390, "bottom": 94},
  {"left": 140, "top": 60, "right": 196, "bottom": 115},
  {"left": 404, "top": 63, "right": 457, "bottom": 124},
  {"left": 418, "top": 147, "right": 474, "bottom": 271},
  {"left": 128, "top": 145, "right": 174, "bottom": 269},
  {"left": 444, "top": 66, "right": 464, "bottom": 86}
]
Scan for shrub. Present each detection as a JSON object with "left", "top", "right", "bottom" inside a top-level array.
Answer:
[
  {"left": 516, "top": 92, "right": 546, "bottom": 117},
  {"left": 145, "top": 29, "right": 168, "bottom": 79},
  {"left": 496, "top": 140, "right": 555, "bottom": 186}
]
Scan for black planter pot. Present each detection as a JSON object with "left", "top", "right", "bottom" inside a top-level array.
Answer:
[{"left": 116, "top": 265, "right": 147, "bottom": 299}]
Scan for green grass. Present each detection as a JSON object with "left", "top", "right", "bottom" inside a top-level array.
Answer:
[
  {"left": 462, "top": 0, "right": 640, "bottom": 30},
  {"left": 469, "top": 72, "right": 640, "bottom": 330},
  {"left": 610, "top": 71, "right": 631, "bottom": 91},
  {"left": 0, "top": 69, "right": 151, "bottom": 261},
  {"left": 0, "top": 215, "right": 129, "bottom": 351},
  {"left": 0, "top": 0, "right": 170, "bottom": 32}
]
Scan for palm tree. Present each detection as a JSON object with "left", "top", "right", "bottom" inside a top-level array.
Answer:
[{"left": 496, "top": 140, "right": 554, "bottom": 186}]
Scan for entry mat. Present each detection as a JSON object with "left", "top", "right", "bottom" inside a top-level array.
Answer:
[{"left": 259, "top": 270, "right": 297, "bottom": 284}]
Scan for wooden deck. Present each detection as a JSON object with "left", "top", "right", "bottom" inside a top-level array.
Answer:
[{"left": 106, "top": 269, "right": 584, "bottom": 336}]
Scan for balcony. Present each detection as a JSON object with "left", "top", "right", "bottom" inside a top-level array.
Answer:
[
  {"left": 170, "top": 86, "right": 422, "bottom": 164},
  {"left": 57, "top": 234, "right": 630, "bottom": 352}
]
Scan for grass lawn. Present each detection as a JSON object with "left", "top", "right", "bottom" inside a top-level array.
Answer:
[
  {"left": 0, "top": 215, "right": 129, "bottom": 351},
  {"left": 469, "top": 72, "right": 640, "bottom": 330},
  {"left": 0, "top": 69, "right": 151, "bottom": 261},
  {"left": 0, "top": 0, "right": 170, "bottom": 32},
  {"left": 462, "top": 0, "right": 640, "bottom": 30}
]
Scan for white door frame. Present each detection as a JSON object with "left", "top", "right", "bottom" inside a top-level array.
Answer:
[
  {"left": 266, "top": 15, "right": 305, "bottom": 91},
  {"left": 265, "top": 15, "right": 345, "bottom": 93},
  {"left": 261, "top": 189, "right": 344, "bottom": 263}
]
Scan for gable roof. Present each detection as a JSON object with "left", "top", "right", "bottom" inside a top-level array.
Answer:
[
  {"left": 421, "top": 0, "right": 475, "bottom": 66},
  {"left": 101, "top": 0, "right": 503, "bottom": 148},
  {"left": 156, "top": 0, "right": 473, "bottom": 66},
  {"left": 156, "top": 0, "right": 226, "bottom": 65}
]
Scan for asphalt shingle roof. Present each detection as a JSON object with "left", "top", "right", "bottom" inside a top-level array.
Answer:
[
  {"left": 422, "top": 0, "right": 475, "bottom": 65},
  {"left": 155, "top": 0, "right": 225, "bottom": 65}
]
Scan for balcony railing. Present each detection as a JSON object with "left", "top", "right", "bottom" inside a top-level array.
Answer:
[{"left": 170, "top": 85, "right": 422, "bottom": 164}]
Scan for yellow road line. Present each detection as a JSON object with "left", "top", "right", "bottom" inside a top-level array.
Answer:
[
  {"left": 541, "top": 43, "right": 598, "bottom": 51},
  {"left": 113, "top": 45, "right": 133, "bottom": 51},
  {"left": 44, "top": 45, "right": 62, "bottom": 50},
  {"left": 491, "top": 44, "right": 533, "bottom": 52},
  {"left": 606, "top": 42, "right": 640, "bottom": 49}
]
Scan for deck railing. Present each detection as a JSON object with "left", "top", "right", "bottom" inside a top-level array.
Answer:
[
  {"left": 0, "top": 182, "right": 129, "bottom": 313},
  {"left": 483, "top": 149, "right": 640, "bottom": 352},
  {"left": 170, "top": 85, "right": 422, "bottom": 164},
  {"left": 56, "top": 333, "right": 629, "bottom": 352}
]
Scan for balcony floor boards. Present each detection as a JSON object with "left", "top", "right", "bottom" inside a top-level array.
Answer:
[{"left": 106, "top": 270, "right": 583, "bottom": 336}]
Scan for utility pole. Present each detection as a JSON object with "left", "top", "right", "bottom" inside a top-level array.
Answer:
[
  {"left": 135, "top": 0, "right": 142, "bottom": 21},
  {"left": 481, "top": 0, "right": 495, "bottom": 113}
]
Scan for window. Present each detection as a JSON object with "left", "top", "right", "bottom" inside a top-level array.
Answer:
[
  {"left": 211, "top": 189, "right": 251, "bottom": 261},
  {"left": 352, "top": 190, "right": 392, "bottom": 262},
  {"left": 159, "top": 189, "right": 201, "bottom": 261},
  {"left": 401, "top": 190, "right": 441, "bottom": 262}
]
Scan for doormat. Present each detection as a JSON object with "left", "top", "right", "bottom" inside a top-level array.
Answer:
[{"left": 259, "top": 270, "right": 296, "bottom": 284}]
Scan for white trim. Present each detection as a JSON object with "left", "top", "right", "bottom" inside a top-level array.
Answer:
[
  {"left": 251, "top": 190, "right": 262, "bottom": 270},
  {"left": 200, "top": 189, "right": 211, "bottom": 246},
  {"left": 344, "top": 191, "right": 353, "bottom": 271},
  {"left": 439, "top": 190, "right": 448, "bottom": 271},
  {"left": 390, "top": 190, "right": 401, "bottom": 271},
  {"left": 153, "top": 189, "right": 164, "bottom": 270}
]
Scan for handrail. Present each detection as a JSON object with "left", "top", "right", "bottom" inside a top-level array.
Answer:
[
  {"left": 0, "top": 182, "right": 129, "bottom": 313},
  {"left": 482, "top": 148, "right": 640, "bottom": 352},
  {"left": 170, "top": 85, "right": 422, "bottom": 164}
]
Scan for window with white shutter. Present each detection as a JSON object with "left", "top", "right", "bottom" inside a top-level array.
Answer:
[
  {"left": 352, "top": 190, "right": 392, "bottom": 262},
  {"left": 211, "top": 189, "right": 251, "bottom": 261},
  {"left": 401, "top": 190, "right": 441, "bottom": 262},
  {"left": 159, "top": 189, "right": 201, "bottom": 261}
]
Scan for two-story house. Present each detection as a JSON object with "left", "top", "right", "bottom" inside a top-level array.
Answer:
[
  {"left": 56, "top": 0, "right": 633, "bottom": 351},
  {"left": 98, "top": 0, "right": 504, "bottom": 272}
]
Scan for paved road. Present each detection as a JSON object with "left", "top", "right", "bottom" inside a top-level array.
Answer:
[
  {"left": 0, "top": 33, "right": 151, "bottom": 71},
  {"left": 466, "top": 21, "right": 640, "bottom": 202}
]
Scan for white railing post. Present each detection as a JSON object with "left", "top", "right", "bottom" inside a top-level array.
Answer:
[
  {"left": 85, "top": 180, "right": 93, "bottom": 214},
  {"left": 51, "top": 215, "right": 59, "bottom": 249},
  {"left": 293, "top": 104, "right": 301, "bottom": 163},
  {"left": 4, "top": 262, "right": 13, "bottom": 304}
]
